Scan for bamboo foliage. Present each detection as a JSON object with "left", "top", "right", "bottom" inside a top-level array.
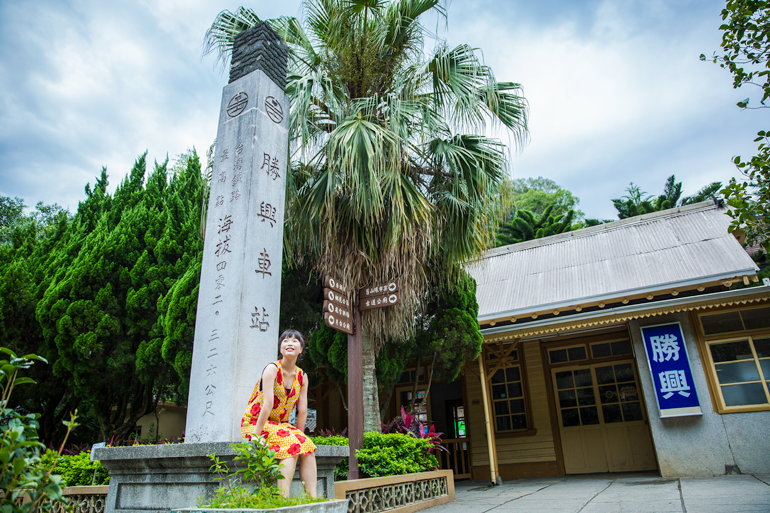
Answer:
[{"left": 204, "top": 0, "right": 528, "bottom": 345}]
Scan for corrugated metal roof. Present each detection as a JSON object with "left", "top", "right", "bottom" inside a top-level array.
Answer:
[{"left": 468, "top": 202, "right": 759, "bottom": 320}]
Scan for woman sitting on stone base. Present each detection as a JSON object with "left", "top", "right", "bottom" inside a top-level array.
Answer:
[{"left": 241, "top": 329, "right": 317, "bottom": 497}]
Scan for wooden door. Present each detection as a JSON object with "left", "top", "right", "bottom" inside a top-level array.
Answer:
[{"left": 552, "top": 361, "right": 656, "bottom": 474}]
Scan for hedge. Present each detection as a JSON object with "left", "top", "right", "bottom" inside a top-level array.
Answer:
[
  {"left": 311, "top": 432, "right": 439, "bottom": 480},
  {"left": 42, "top": 450, "right": 110, "bottom": 487}
]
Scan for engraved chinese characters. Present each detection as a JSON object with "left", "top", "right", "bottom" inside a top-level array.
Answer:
[{"left": 186, "top": 67, "right": 290, "bottom": 443}]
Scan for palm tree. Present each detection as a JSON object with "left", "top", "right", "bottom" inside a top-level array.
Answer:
[{"left": 204, "top": 0, "right": 529, "bottom": 430}]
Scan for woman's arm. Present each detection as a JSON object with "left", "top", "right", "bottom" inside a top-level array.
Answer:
[
  {"left": 296, "top": 373, "right": 310, "bottom": 433},
  {"left": 253, "top": 365, "right": 278, "bottom": 441}
]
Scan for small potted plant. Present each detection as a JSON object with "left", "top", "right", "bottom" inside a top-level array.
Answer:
[{"left": 172, "top": 441, "right": 347, "bottom": 513}]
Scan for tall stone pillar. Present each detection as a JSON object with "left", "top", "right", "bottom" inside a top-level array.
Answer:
[
  {"left": 95, "top": 26, "right": 347, "bottom": 513},
  {"left": 185, "top": 22, "right": 290, "bottom": 443}
]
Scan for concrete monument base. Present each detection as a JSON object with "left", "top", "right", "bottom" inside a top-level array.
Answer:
[
  {"left": 94, "top": 444, "right": 347, "bottom": 513},
  {"left": 172, "top": 501, "right": 349, "bottom": 513}
]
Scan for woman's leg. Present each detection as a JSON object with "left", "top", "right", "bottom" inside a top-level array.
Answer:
[
  {"left": 277, "top": 457, "right": 298, "bottom": 497},
  {"left": 298, "top": 452, "right": 318, "bottom": 497}
]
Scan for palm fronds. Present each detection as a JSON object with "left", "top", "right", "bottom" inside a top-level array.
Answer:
[{"left": 204, "top": 0, "right": 529, "bottom": 343}]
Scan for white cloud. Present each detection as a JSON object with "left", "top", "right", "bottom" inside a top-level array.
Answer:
[{"left": 0, "top": 0, "right": 764, "bottom": 221}]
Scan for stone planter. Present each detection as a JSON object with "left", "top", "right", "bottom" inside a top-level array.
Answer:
[
  {"left": 172, "top": 500, "right": 348, "bottom": 513},
  {"left": 94, "top": 443, "right": 348, "bottom": 513}
]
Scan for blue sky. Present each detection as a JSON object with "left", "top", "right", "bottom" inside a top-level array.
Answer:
[{"left": 0, "top": 0, "right": 765, "bottom": 220}]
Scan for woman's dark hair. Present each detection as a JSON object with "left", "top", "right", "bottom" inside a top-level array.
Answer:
[{"left": 277, "top": 329, "right": 305, "bottom": 359}]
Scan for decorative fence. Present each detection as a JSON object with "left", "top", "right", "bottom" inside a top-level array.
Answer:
[
  {"left": 437, "top": 438, "right": 471, "bottom": 480},
  {"left": 55, "top": 470, "right": 455, "bottom": 513},
  {"left": 53, "top": 486, "right": 108, "bottom": 513},
  {"left": 334, "top": 470, "right": 454, "bottom": 513}
]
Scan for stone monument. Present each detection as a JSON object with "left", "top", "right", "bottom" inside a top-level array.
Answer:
[
  {"left": 95, "top": 24, "right": 346, "bottom": 513},
  {"left": 185, "top": 20, "right": 290, "bottom": 445}
]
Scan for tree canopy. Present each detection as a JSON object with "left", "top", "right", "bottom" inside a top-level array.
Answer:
[
  {"left": 703, "top": 0, "right": 770, "bottom": 110},
  {"left": 704, "top": 0, "right": 770, "bottom": 254},
  {"left": 510, "top": 177, "right": 583, "bottom": 220},
  {"left": 495, "top": 205, "right": 574, "bottom": 246},
  {"left": 612, "top": 175, "right": 722, "bottom": 219}
]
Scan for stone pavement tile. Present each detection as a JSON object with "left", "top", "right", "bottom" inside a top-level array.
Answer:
[
  {"left": 588, "top": 480, "right": 681, "bottom": 503},
  {"left": 579, "top": 502, "right": 682, "bottom": 513},
  {"left": 680, "top": 476, "right": 770, "bottom": 505},
  {"left": 679, "top": 506, "right": 770, "bottom": 513}
]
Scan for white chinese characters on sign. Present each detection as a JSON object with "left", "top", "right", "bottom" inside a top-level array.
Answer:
[
  {"left": 659, "top": 369, "right": 691, "bottom": 399},
  {"left": 650, "top": 334, "right": 680, "bottom": 362}
]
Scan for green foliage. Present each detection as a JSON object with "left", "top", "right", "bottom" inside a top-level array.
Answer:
[
  {"left": 510, "top": 177, "right": 584, "bottom": 219},
  {"left": 612, "top": 175, "right": 726, "bottom": 220},
  {"left": 308, "top": 435, "right": 348, "bottom": 447},
  {"left": 496, "top": 205, "right": 575, "bottom": 246},
  {"left": 0, "top": 348, "right": 76, "bottom": 513},
  {"left": 47, "top": 451, "right": 109, "bottom": 487},
  {"left": 357, "top": 433, "right": 439, "bottom": 478},
  {"left": 198, "top": 441, "right": 325, "bottom": 509},
  {"left": 413, "top": 276, "right": 482, "bottom": 384},
  {"left": 307, "top": 325, "right": 348, "bottom": 385},
  {"left": 681, "top": 182, "right": 723, "bottom": 205},
  {"left": 703, "top": 0, "right": 770, "bottom": 110},
  {"left": 310, "top": 432, "right": 439, "bottom": 480},
  {"left": 201, "top": 485, "right": 326, "bottom": 509},
  {"left": 0, "top": 150, "right": 206, "bottom": 444},
  {"left": 723, "top": 131, "right": 770, "bottom": 254}
]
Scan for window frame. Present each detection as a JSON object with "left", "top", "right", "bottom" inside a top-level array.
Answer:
[
  {"left": 693, "top": 305, "right": 770, "bottom": 414},
  {"left": 484, "top": 342, "right": 536, "bottom": 437}
]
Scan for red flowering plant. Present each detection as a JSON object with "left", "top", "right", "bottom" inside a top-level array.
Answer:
[{"left": 381, "top": 406, "right": 447, "bottom": 454}]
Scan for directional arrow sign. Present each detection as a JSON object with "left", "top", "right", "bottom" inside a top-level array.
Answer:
[
  {"left": 324, "top": 312, "right": 353, "bottom": 335},
  {"left": 360, "top": 290, "right": 400, "bottom": 310},
  {"left": 324, "top": 300, "right": 351, "bottom": 319},
  {"left": 324, "top": 288, "right": 351, "bottom": 308},
  {"left": 361, "top": 280, "right": 399, "bottom": 299},
  {"left": 324, "top": 276, "right": 347, "bottom": 295}
]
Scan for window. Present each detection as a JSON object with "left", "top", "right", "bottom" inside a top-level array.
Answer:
[
  {"left": 706, "top": 337, "right": 770, "bottom": 409},
  {"left": 698, "top": 306, "right": 770, "bottom": 413},
  {"left": 590, "top": 339, "right": 633, "bottom": 359},
  {"left": 700, "top": 306, "right": 770, "bottom": 335},
  {"left": 549, "top": 345, "right": 588, "bottom": 364},
  {"left": 486, "top": 345, "right": 530, "bottom": 433}
]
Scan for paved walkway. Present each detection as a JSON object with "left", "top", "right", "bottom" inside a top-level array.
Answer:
[{"left": 432, "top": 473, "right": 770, "bottom": 513}]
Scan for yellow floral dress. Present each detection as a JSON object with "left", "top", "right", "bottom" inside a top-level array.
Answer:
[{"left": 241, "top": 360, "right": 316, "bottom": 459}]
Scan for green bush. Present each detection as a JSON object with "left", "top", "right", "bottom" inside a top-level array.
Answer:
[
  {"left": 198, "top": 441, "right": 325, "bottom": 508},
  {"left": 0, "top": 348, "right": 75, "bottom": 513},
  {"left": 48, "top": 451, "right": 109, "bottom": 487},
  {"left": 311, "top": 432, "right": 439, "bottom": 480}
]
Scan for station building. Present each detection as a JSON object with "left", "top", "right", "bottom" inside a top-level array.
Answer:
[{"left": 453, "top": 200, "right": 770, "bottom": 479}]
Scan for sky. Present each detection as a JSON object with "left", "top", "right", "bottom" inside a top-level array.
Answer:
[{"left": 0, "top": 0, "right": 766, "bottom": 221}]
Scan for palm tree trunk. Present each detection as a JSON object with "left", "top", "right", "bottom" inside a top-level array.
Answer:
[{"left": 361, "top": 329, "right": 380, "bottom": 432}]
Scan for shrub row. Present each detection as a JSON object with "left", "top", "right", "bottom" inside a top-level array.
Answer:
[
  {"left": 311, "top": 432, "right": 439, "bottom": 480},
  {"left": 42, "top": 450, "right": 110, "bottom": 487},
  {"left": 49, "top": 432, "right": 436, "bottom": 487}
]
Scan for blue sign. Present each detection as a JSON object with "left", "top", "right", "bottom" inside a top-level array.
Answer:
[{"left": 640, "top": 323, "right": 702, "bottom": 418}]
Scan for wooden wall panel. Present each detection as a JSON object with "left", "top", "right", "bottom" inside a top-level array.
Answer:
[{"left": 467, "top": 340, "right": 557, "bottom": 467}]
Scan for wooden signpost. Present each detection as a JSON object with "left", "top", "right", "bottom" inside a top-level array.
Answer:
[{"left": 322, "top": 276, "right": 400, "bottom": 479}]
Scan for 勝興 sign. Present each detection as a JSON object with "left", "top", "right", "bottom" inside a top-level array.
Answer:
[{"left": 640, "top": 322, "right": 702, "bottom": 418}]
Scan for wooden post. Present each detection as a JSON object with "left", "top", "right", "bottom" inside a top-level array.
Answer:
[
  {"left": 347, "top": 291, "right": 363, "bottom": 479},
  {"left": 477, "top": 355, "right": 498, "bottom": 484}
]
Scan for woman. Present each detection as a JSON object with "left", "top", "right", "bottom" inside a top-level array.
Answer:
[{"left": 241, "top": 330, "right": 317, "bottom": 497}]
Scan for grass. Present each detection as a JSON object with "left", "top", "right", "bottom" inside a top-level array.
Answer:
[{"left": 198, "top": 485, "right": 330, "bottom": 509}]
